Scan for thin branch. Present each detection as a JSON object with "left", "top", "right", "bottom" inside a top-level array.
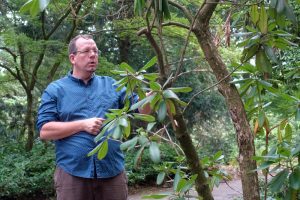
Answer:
[
  {"left": 172, "top": 6, "right": 202, "bottom": 84},
  {"left": 0, "top": 47, "right": 17, "bottom": 62},
  {"left": 162, "top": 21, "right": 190, "bottom": 30},
  {"left": 183, "top": 62, "right": 243, "bottom": 113},
  {"left": 168, "top": 0, "right": 193, "bottom": 23}
]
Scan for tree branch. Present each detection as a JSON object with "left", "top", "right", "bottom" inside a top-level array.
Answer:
[
  {"left": 0, "top": 47, "right": 17, "bottom": 62},
  {"left": 168, "top": 0, "right": 193, "bottom": 22}
]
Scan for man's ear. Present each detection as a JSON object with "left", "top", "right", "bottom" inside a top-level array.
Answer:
[{"left": 69, "top": 54, "right": 75, "bottom": 65}]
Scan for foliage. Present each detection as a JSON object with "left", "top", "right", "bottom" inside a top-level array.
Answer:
[{"left": 0, "top": 139, "right": 55, "bottom": 199}]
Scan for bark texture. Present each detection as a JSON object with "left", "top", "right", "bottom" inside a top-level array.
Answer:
[{"left": 191, "top": 1, "right": 260, "bottom": 199}]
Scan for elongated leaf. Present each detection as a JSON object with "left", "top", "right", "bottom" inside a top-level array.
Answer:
[
  {"left": 169, "top": 87, "right": 192, "bottom": 93},
  {"left": 150, "top": 93, "right": 161, "bottom": 109},
  {"left": 259, "top": 5, "right": 268, "bottom": 34},
  {"left": 268, "top": 169, "right": 289, "bottom": 192},
  {"left": 176, "top": 179, "right": 187, "bottom": 192},
  {"left": 166, "top": 99, "right": 176, "bottom": 115},
  {"left": 256, "top": 49, "right": 272, "bottom": 74},
  {"left": 144, "top": 73, "right": 159, "bottom": 81},
  {"left": 163, "top": 90, "right": 179, "bottom": 100},
  {"left": 173, "top": 169, "right": 181, "bottom": 192},
  {"left": 124, "top": 122, "right": 131, "bottom": 138},
  {"left": 130, "top": 95, "right": 153, "bottom": 111},
  {"left": 138, "top": 135, "right": 149, "bottom": 145},
  {"left": 87, "top": 143, "right": 102, "bottom": 157},
  {"left": 258, "top": 111, "right": 265, "bottom": 127},
  {"left": 157, "top": 101, "right": 167, "bottom": 122},
  {"left": 180, "top": 174, "right": 197, "bottom": 193},
  {"left": 133, "top": 113, "right": 156, "bottom": 122},
  {"left": 120, "top": 62, "right": 135, "bottom": 74},
  {"left": 149, "top": 142, "right": 160, "bottom": 163},
  {"left": 139, "top": 56, "right": 157, "bottom": 72},
  {"left": 119, "top": 118, "right": 128, "bottom": 127},
  {"left": 162, "top": 0, "right": 171, "bottom": 19},
  {"left": 250, "top": 5, "right": 259, "bottom": 25},
  {"left": 147, "top": 122, "right": 156, "bottom": 132},
  {"left": 97, "top": 140, "right": 109, "bottom": 160},
  {"left": 150, "top": 81, "right": 162, "bottom": 91},
  {"left": 156, "top": 172, "right": 166, "bottom": 185},
  {"left": 134, "top": 0, "right": 145, "bottom": 16},
  {"left": 142, "top": 194, "right": 169, "bottom": 199},
  {"left": 289, "top": 167, "right": 300, "bottom": 190},
  {"left": 120, "top": 137, "right": 138, "bottom": 151},
  {"left": 284, "top": 124, "right": 292, "bottom": 142},
  {"left": 112, "top": 125, "right": 122, "bottom": 139}
]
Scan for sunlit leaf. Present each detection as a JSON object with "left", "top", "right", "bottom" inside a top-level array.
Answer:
[
  {"left": 120, "top": 62, "right": 135, "bottom": 74},
  {"left": 169, "top": 87, "right": 192, "bottom": 93},
  {"left": 97, "top": 140, "right": 109, "bottom": 160},
  {"left": 258, "top": 5, "right": 268, "bottom": 34},
  {"left": 133, "top": 113, "right": 155, "bottom": 122},
  {"left": 142, "top": 194, "right": 169, "bottom": 199},
  {"left": 139, "top": 56, "right": 157, "bottom": 72}
]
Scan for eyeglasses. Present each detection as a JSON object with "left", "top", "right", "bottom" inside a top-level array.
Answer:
[{"left": 73, "top": 49, "right": 101, "bottom": 56}]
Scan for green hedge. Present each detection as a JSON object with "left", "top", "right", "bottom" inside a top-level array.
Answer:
[{"left": 0, "top": 140, "right": 55, "bottom": 199}]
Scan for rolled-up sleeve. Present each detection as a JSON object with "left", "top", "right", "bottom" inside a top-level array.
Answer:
[{"left": 36, "top": 88, "right": 59, "bottom": 132}]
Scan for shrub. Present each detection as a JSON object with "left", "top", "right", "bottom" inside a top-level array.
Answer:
[{"left": 0, "top": 139, "right": 55, "bottom": 199}]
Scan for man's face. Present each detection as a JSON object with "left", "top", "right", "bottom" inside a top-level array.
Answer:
[{"left": 69, "top": 37, "right": 99, "bottom": 75}]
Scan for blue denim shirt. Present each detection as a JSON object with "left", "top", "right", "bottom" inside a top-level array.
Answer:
[{"left": 36, "top": 72, "right": 138, "bottom": 178}]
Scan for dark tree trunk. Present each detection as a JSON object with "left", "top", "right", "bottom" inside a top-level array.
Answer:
[
  {"left": 192, "top": 1, "right": 260, "bottom": 198},
  {"left": 118, "top": 36, "right": 131, "bottom": 63},
  {"left": 173, "top": 109, "right": 214, "bottom": 200},
  {"left": 25, "top": 91, "right": 35, "bottom": 151}
]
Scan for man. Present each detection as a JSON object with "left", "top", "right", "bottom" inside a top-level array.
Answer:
[{"left": 37, "top": 34, "right": 148, "bottom": 200}]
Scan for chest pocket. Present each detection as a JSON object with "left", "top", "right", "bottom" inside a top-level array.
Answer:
[{"left": 98, "top": 93, "right": 119, "bottom": 111}]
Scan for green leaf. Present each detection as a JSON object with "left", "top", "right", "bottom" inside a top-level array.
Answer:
[
  {"left": 134, "top": 0, "right": 145, "bottom": 16},
  {"left": 259, "top": 5, "right": 268, "bottom": 34},
  {"left": 169, "top": 87, "right": 192, "bottom": 93},
  {"left": 289, "top": 167, "right": 300, "bottom": 190},
  {"left": 264, "top": 45, "right": 278, "bottom": 64},
  {"left": 150, "top": 93, "right": 161, "bottom": 109},
  {"left": 180, "top": 174, "right": 197, "bottom": 193},
  {"left": 156, "top": 172, "right": 166, "bottom": 185},
  {"left": 97, "top": 140, "right": 109, "bottom": 160},
  {"left": 157, "top": 101, "right": 167, "bottom": 122},
  {"left": 139, "top": 56, "right": 157, "bottom": 72},
  {"left": 147, "top": 122, "right": 156, "bottom": 132},
  {"left": 87, "top": 143, "right": 102, "bottom": 157},
  {"left": 162, "top": 0, "right": 171, "bottom": 19},
  {"left": 284, "top": 124, "right": 292, "bottom": 142},
  {"left": 166, "top": 99, "right": 176, "bottom": 115},
  {"left": 256, "top": 49, "right": 272, "bottom": 74},
  {"left": 120, "top": 62, "right": 135, "bottom": 74},
  {"left": 20, "top": 0, "right": 40, "bottom": 16},
  {"left": 258, "top": 111, "right": 265, "bottom": 127},
  {"left": 142, "top": 194, "right": 169, "bottom": 199},
  {"left": 163, "top": 90, "right": 179, "bottom": 100},
  {"left": 119, "top": 118, "right": 128, "bottom": 127},
  {"left": 124, "top": 121, "right": 131, "bottom": 138},
  {"left": 112, "top": 125, "right": 122, "bottom": 139},
  {"left": 120, "top": 137, "right": 138, "bottom": 151},
  {"left": 269, "top": 169, "right": 289, "bottom": 192},
  {"left": 173, "top": 169, "right": 181, "bottom": 192},
  {"left": 256, "top": 161, "right": 274, "bottom": 171},
  {"left": 241, "top": 44, "right": 259, "bottom": 62},
  {"left": 149, "top": 142, "right": 160, "bottom": 163},
  {"left": 138, "top": 135, "right": 149, "bottom": 146},
  {"left": 130, "top": 95, "right": 153, "bottom": 111},
  {"left": 176, "top": 179, "right": 187, "bottom": 192},
  {"left": 133, "top": 113, "right": 156, "bottom": 122},
  {"left": 144, "top": 73, "right": 159, "bottom": 81},
  {"left": 250, "top": 5, "right": 260, "bottom": 25},
  {"left": 150, "top": 81, "right": 162, "bottom": 91}
]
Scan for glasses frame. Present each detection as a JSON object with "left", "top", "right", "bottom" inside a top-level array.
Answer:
[{"left": 73, "top": 49, "right": 101, "bottom": 56}]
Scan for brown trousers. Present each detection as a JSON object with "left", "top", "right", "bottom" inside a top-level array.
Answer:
[{"left": 54, "top": 167, "right": 128, "bottom": 200}]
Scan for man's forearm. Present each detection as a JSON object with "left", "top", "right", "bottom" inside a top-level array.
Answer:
[{"left": 40, "top": 121, "right": 85, "bottom": 140}]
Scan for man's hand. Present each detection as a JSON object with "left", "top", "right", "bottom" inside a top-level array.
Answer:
[{"left": 82, "top": 117, "right": 105, "bottom": 135}]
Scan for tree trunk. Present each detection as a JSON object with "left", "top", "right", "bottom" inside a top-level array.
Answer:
[
  {"left": 25, "top": 91, "right": 35, "bottom": 151},
  {"left": 118, "top": 36, "right": 131, "bottom": 63},
  {"left": 193, "top": 11, "right": 260, "bottom": 200},
  {"left": 174, "top": 109, "right": 214, "bottom": 200}
]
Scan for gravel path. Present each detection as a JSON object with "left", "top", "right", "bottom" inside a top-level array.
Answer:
[{"left": 128, "top": 179, "right": 243, "bottom": 200}]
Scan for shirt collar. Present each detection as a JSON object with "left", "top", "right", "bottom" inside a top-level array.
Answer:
[{"left": 67, "top": 71, "right": 95, "bottom": 85}]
